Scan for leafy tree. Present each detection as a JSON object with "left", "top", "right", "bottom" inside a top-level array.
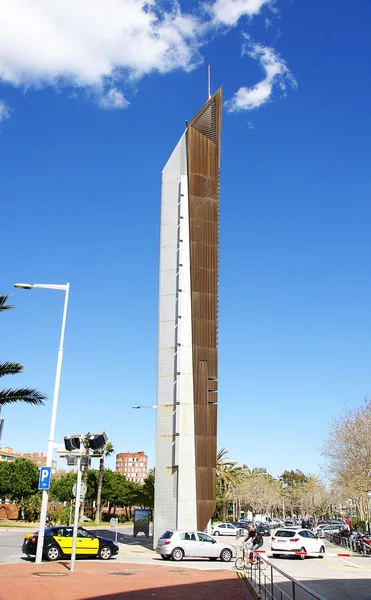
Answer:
[
  {"left": 86, "top": 469, "right": 98, "bottom": 502},
  {"left": 116, "top": 478, "right": 142, "bottom": 519},
  {"left": 280, "top": 469, "right": 308, "bottom": 488},
  {"left": 133, "top": 471, "right": 155, "bottom": 514},
  {"left": 279, "top": 469, "right": 308, "bottom": 516},
  {"left": 49, "top": 472, "right": 77, "bottom": 502},
  {"left": 322, "top": 398, "right": 371, "bottom": 520},
  {"left": 235, "top": 473, "right": 282, "bottom": 518},
  {"left": 95, "top": 441, "right": 114, "bottom": 524},
  {"left": 0, "top": 461, "right": 12, "bottom": 497},
  {"left": 8, "top": 458, "right": 39, "bottom": 501},
  {"left": 19, "top": 492, "right": 42, "bottom": 521},
  {"left": 0, "top": 295, "right": 46, "bottom": 408},
  {"left": 299, "top": 475, "right": 334, "bottom": 521},
  {"left": 216, "top": 448, "right": 243, "bottom": 521}
]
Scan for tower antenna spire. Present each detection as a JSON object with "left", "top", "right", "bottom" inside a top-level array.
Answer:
[{"left": 207, "top": 64, "right": 211, "bottom": 100}]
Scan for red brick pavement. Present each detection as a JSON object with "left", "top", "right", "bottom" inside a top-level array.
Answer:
[{"left": 0, "top": 562, "right": 253, "bottom": 600}]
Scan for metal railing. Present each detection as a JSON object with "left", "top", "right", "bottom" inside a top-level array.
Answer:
[
  {"left": 244, "top": 555, "right": 327, "bottom": 600},
  {"left": 324, "top": 532, "right": 371, "bottom": 555}
]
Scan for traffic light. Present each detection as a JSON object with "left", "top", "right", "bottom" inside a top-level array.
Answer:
[
  {"left": 64, "top": 434, "right": 81, "bottom": 452},
  {"left": 86, "top": 432, "right": 107, "bottom": 450},
  {"left": 81, "top": 455, "right": 92, "bottom": 467}
]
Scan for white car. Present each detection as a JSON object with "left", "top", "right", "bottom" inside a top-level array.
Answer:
[
  {"left": 212, "top": 523, "right": 243, "bottom": 536},
  {"left": 155, "top": 530, "right": 237, "bottom": 562},
  {"left": 271, "top": 528, "right": 326, "bottom": 559},
  {"left": 313, "top": 524, "right": 343, "bottom": 538}
]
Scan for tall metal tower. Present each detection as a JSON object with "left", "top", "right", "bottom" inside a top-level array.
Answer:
[{"left": 154, "top": 88, "right": 222, "bottom": 541}]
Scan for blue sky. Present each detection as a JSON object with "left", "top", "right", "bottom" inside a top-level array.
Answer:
[{"left": 1, "top": 0, "right": 370, "bottom": 479}]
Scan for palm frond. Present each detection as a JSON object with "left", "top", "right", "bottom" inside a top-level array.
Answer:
[
  {"left": 105, "top": 442, "right": 114, "bottom": 457},
  {"left": 0, "top": 295, "right": 14, "bottom": 312},
  {"left": 0, "top": 388, "right": 46, "bottom": 406},
  {"left": 0, "top": 362, "right": 24, "bottom": 379}
]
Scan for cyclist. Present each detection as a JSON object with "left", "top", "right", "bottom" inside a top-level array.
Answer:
[{"left": 243, "top": 524, "right": 263, "bottom": 561}]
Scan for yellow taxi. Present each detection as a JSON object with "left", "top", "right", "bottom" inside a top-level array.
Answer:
[{"left": 22, "top": 526, "right": 119, "bottom": 561}]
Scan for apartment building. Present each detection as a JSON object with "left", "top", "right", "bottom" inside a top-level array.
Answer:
[
  {"left": 0, "top": 447, "right": 57, "bottom": 473},
  {"left": 116, "top": 451, "right": 147, "bottom": 483}
]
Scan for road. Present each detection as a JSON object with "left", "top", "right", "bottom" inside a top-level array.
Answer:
[
  {"left": 2, "top": 528, "right": 371, "bottom": 598},
  {"left": 249, "top": 534, "right": 371, "bottom": 600}
]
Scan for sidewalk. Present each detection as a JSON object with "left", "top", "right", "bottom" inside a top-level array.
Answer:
[{"left": 0, "top": 561, "right": 253, "bottom": 600}]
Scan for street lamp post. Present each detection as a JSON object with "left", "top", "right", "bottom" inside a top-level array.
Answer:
[
  {"left": 14, "top": 282, "right": 70, "bottom": 564},
  {"left": 347, "top": 499, "right": 353, "bottom": 522},
  {"left": 354, "top": 497, "right": 359, "bottom": 520},
  {"left": 367, "top": 493, "right": 371, "bottom": 535}
]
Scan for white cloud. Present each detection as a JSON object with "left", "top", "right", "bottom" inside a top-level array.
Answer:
[
  {"left": 99, "top": 87, "right": 129, "bottom": 109},
  {"left": 0, "top": 0, "right": 201, "bottom": 101},
  {"left": 226, "top": 37, "right": 297, "bottom": 111},
  {"left": 0, "top": 100, "right": 10, "bottom": 123},
  {"left": 0, "top": 1, "right": 294, "bottom": 114},
  {"left": 210, "top": 0, "right": 272, "bottom": 27}
]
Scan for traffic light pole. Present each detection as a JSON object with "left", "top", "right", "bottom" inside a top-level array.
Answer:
[{"left": 70, "top": 456, "right": 82, "bottom": 573}]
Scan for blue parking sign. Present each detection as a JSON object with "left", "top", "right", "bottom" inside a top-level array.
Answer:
[{"left": 38, "top": 466, "right": 51, "bottom": 490}]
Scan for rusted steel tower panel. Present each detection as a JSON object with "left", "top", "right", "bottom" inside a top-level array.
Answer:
[
  {"left": 187, "top": 88, "right": 222, "bottom": 530},
  {"left": 154, "top": 89, "right": 221, "bottom": 543}
]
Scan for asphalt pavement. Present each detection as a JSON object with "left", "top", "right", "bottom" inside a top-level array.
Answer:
[{"left": 2, "top": 527, "right": 371, "bottom": 598}]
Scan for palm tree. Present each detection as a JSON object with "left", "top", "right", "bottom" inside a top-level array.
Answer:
[
  {"left": 134, "top": 470, "right": 155, "bottom": 515},
  {"left": 95, "top": 441, "right": 114, "bottom": 524},
  {"left": 0, "top": 294, "right": 46, "bottom": 409},
  {"left": 216, "top": 448, "right": 244, "bottom": 521}
]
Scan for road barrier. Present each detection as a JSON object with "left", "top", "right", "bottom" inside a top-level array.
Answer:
[{"left": 252, "top": 549, "right": 352, "bottom": 558}]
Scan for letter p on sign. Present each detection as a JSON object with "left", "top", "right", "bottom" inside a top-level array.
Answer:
[{"left": 38, "top": 466, "right": 51, "bottom": 490}]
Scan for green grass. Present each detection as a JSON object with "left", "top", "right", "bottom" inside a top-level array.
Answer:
[{"left": 0, "top": 522, "right": 38, "bottom": 528}]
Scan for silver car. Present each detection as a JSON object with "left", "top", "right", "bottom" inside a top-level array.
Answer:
[{"left": 155, "top": 530, "right": 237, "bottom": 562}]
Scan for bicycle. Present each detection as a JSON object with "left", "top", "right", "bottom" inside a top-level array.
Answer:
[
  {"left": 235, "top": 542, "right": 248, "bottom": 570},
  {"left": 235, "top": 542, "right": 267, "bottom": 571}
]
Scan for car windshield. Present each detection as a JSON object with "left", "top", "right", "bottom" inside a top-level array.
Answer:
[{"left": 160, "top": 531, "right": 173, "bottom": 539}]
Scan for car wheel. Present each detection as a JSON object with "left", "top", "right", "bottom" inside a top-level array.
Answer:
[
  {"left": 161, "top": 554, "right": 171, "bottom": 560},
  {"left": 209, "top": 557, "right": 218, "bottom": 561},
  {"left": 318, "top": 546, "right": 325, "bottom": 558},
  {"left": 46, "top": 545, "right": 60, "bottom": 562},
  {"left": 171, "top": 547, "right": 184, "bottom": 561},
  {"left": 220, "top": 548, "right": 232, "bottom": 562},
  {"left": 272, "top": 553, "right": 281, "bottom": 558},
  {"left": 298, "top": 547, "right": 306, "bottom": 560},
  {"left": 99, "top": 545, "right": 113, "bottom": 560},
  {"left": 214, "top": 531, "right": 220, "bottom": 536}
]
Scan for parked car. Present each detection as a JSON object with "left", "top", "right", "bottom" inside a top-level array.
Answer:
[
  {"left": 314, "top": 524, "right": 343, "bottom": 538},
  {"left": 22, "top": 526, "right": 119, "bottom": 561},
  {"left": 155, "top": 530, "right": 237, "bottom": 562},
  {"left": 284, "top": 520, "right": 294, "bottom": 527},
  {"left": 268, "top": 519, "right": 281, "bottom": 528},
  {"left": 256, "top": 523, "right": 271, "bottom": 536},
  {"left": 213, "top": 522, "right": 243, "bottom": 536},
  {"left": 271, "top": 529, "right": 326, "bottom": 559},
  {"left": 231, "top": 521, "right": 249, "bottom": 531},
  {"left": 239, "top": 519, "right": 253, "bottom": 529}
]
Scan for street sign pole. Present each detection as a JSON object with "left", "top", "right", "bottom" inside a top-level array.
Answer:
[
  {"left": 70, "top": 457, "right": 82, "bottom": 573},
  {"left": 110, "top": 517, "right": 118, "bottom": 543}
]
